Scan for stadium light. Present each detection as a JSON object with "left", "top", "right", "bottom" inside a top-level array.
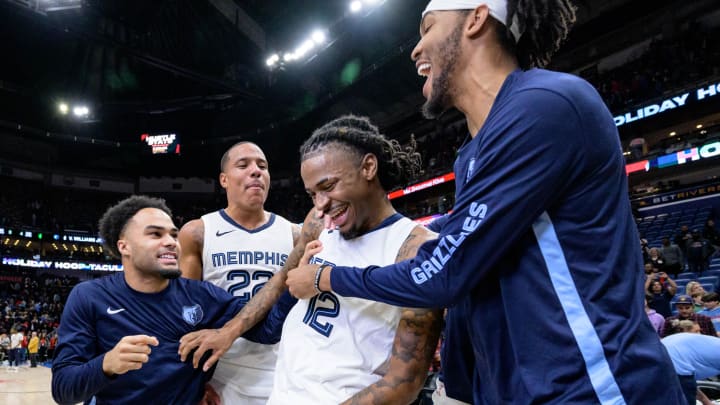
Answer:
[
  {"left": 73, "top": 105, "right": 89, "bottom": 117},
  {"left": 350, "top": 1, "right": 362, "bottom": 13},
  {"left": 311, "top": 30, "right": 327, "bottom": 44},
  {"left": 295, "top": 39, "right": 315, "bottom": 58},
  {"left": 266, "top": 53, "right": 279, "bottom": 66}
]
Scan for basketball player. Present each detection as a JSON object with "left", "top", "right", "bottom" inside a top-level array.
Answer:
[
  {"left": 178, "top": 142, "right": 300, "bottom": 404},
  {"left": 286, "top": 1, "right": 686, "bottom": 403},
  {"left": 181, "top": 116, "right": 442, "bottom": 404},
  {"left": 51, "top": 196, "right": 289, "bottom": 405}
]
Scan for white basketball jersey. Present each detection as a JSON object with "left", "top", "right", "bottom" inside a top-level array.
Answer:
[
  {"left": 201, "top": 209, "right": 294, "bottom": 400},
  {"left": 268, "top": 214, "right": 416, "bottom": 405}
]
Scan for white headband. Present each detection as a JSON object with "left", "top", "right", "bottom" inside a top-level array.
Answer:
[{"left": 422, "top": 0, "right": 522, "bottom": 42}]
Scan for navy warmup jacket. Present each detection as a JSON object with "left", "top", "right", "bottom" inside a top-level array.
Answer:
[
  {"left": 52, "top": 272, "right": 293, "bottom": 405},
  {"left": 331, "top": 69, "right": 684, "bottom": 404}
]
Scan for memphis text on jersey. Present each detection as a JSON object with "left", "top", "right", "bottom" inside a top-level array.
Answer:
[{"left": 211, "top": 250, "right": 289, "bottom": 267}]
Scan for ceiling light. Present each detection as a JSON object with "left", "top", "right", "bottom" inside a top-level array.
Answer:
[
  {"left": 73, "top": 106, "right": 89, "bottom": 117},
  {"left": 350, "top": 1, "right": 362, "bottom": 12},
  {"left": 295, "top": 40, "right": 315, "bottom": 57},
  {"left": 311, "top": 30, "right": 326, "bottom": 44}
]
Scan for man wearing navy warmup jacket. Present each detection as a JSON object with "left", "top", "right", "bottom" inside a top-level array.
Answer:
[
  {"left": 287, "top": 1, "right": 686, "bottom": 403},
  {"left": 52, "top": 195, "right": 292, "bottom": 405}
]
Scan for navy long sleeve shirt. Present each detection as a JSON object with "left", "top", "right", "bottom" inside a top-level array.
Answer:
[
  {"left": 331, "top": 69, "right": 685, "bottom": 404},
  {"left": 52, "top": 272, "right": 294, "bottom": 405}
]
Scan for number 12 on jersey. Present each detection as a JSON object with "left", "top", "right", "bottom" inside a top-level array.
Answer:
[{"left": 302, "top": 292, "right": 340, "bottom": 337}]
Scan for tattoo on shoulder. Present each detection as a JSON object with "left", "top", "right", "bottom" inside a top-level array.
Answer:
[
  {"left": 301, "top": 211, "right": 324, "bottom": 241},
  {"left": 395, "top": 228, "right": 434, "bottom": 262}
]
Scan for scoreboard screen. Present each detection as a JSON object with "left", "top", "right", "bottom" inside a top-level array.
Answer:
[{"left": 141, "top": 133, "right": 181, "bottom": 155}]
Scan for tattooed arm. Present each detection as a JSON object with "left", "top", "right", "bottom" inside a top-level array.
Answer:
[
  {"left": 178, "top": 208, "right": 324, "bottom": 370},
  {"left": 343, "top": 226, "right": 443, "bottom": 405}
]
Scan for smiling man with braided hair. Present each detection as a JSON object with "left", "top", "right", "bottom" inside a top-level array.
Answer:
[
  {"left": 287, "top": 1, "right": 686, "bottom": 403},
  {"left": 180, "top": 115, "right": 441, "bottom": 404}
]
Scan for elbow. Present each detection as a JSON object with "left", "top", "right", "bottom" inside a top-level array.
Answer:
[
  {"left": 51, "top": 368, "right": 87, "bottom": 405},
  {"left": 51, "top": 381, "right": 75, "bottom": 405}
]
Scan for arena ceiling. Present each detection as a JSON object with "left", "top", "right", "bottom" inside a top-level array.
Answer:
[{"left": 0, "top": 0, "right": 703, "bottom": 177}]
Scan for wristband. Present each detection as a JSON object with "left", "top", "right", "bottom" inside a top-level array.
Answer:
[{"left": 314, "top": 264, "right": 331, "bottom": 294}]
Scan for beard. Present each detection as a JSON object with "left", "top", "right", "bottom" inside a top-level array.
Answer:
[
  {"left": 158, "top": 269, "right": 182, "bottom": 279},
  {"left": 422, "top": 24, "right": 463, "bottom": 119},
  {"left": 340, "top": 227, "right": 362, "bottom": 241}
]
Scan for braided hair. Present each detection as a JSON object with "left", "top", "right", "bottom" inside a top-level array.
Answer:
[
  {"left": 496, "top": 0, "right": 577, "bottom": 69},
  {"left": 300, "top": 115, "right": 421, "bottom": 192},
  {"left": 98, "top": 195, "right": 172, "bottom": 259}
]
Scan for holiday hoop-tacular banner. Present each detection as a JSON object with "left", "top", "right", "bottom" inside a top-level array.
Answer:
[
  {"left": 1, "top": 257, "right": 122, "bottom": 271},
  {"left": 614, "top": 81, "right": 720, "bottom": 127}
]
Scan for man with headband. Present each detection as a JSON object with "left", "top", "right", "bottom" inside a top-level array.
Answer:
[{"left": 287, "top": 1, "right": 686, "bottom": 403}]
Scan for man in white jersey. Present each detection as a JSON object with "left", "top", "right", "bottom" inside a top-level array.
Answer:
[
  {"left": 180, "top": 115, "right": 442, "bottom": 404},
  {"left": 178, "top": 141, "right": 300, "bottom": 404}
]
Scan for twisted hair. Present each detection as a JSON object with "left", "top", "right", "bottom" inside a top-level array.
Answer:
[
  {"left": 98, "top": 195, "right": 172, "bottom": 259},
  {"left": 300, "top": 115, "right": 421, "bottom": 191},
  {"left": 498, "top": 0, "right": 577, "bottom": 69}
]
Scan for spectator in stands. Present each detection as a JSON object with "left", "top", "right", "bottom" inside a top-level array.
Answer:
[
  {"left": 0, "top": 332, "right": 8, "bottom": 365},
  {"left": 687, "top": 230, "right": 712, "bottom": 274},
  {"left": 9, "top": 328, "right": 21, "bottom": 367},
  {"left": 686, "top": 281, "right": 707, "bottom": 313},
  {"left": 39, "top": 332, "right": 48, "bottom": 363},
  {"left": 675, "top": 225, "right": 692, "bottom": 255},
  {"left": 692, "top": 293, "right": 706, "bottom": 314},
  {"left": 646, "top": 272, "right": 677, "bottom": 318},
  {"left": 703, "top": 219, "right": 719, "bottom": 254},
  {"left": 686, "top": 281, "right": 706, "bottom": 297},
  {"left": 28, "top": 331, "right": 38, "bottom": 368},
  {"left": 645, "top": 295, "right": 665, "bottom": 335},
  {"left": 699, "top": 292, "right": 720, "bottom": 336},
  {"left": 647, "top": 247, "right": 666, "bottom": 272},
  {"left": 662, "top": 295, "right": 717, "bottom": 337},
  {"left": 640, "top": 238, "right": 651, "bottom": 262},
  {"left": 660, "top": 237, "right": 684, "bottom": 277}
]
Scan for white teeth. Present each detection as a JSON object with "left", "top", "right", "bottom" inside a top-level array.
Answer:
[
  {"left": 330, "top": 206, "right": 347, "bottom": 220},
  {"left": 417, "top": 63, "right": 431, "bottom": 77}
]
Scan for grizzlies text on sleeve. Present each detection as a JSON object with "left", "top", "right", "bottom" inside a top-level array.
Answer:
[{"left": 330, "top": 69, "right": 685, "bottom": 404}]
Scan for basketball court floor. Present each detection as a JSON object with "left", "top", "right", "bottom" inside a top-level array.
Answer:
[{"left": 0, "top": 365, "right": 55, "bottom": 405}]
